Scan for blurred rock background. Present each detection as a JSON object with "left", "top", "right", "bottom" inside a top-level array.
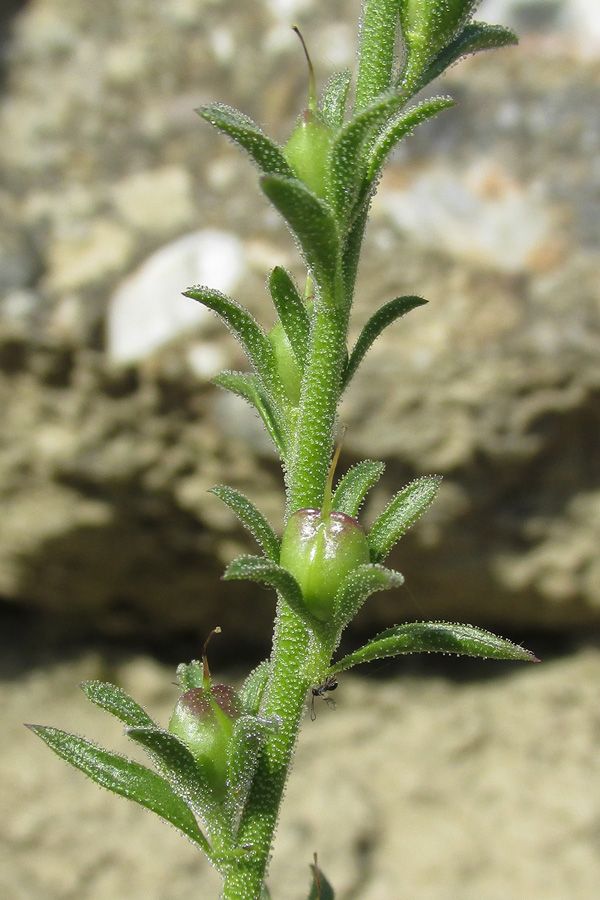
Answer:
[{"left": 1, "top": 1, "right": 599, "bottom": 898}]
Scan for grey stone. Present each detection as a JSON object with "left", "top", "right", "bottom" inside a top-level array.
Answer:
[
  {"left": 106, "top": 229, "right": 245, "bottom": 365},
  {"left": 0, "top": 0, "right": 598, "bottom": 635}
]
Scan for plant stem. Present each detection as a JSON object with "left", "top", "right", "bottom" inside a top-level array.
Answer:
[
  {"left": 287, "top": 290, "right": 349, "bottom": 514},
  {"left": 356, "top": 0, "right": 402, "bottom": 111},
  {"left": 221, "top": 603, "right": 329, "bottom": 900},
  {"left": 222, "top": 280, "right": 349, "bottom": 894}
]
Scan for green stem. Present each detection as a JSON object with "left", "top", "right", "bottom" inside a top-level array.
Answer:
[
  {"left": 221, "top": 605, "right": 330, "bottom": 900},
  {"left": 221, "top": 284, "right": 348, "bottom": 898},
  {"left": 287, "top": 293, "right": 349, "bottom": 513},
  {"left": 355, "top": 0, "right": 401, "bottom": 111}
]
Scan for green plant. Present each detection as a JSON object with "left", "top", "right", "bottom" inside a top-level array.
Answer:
[{"left": 28, "top": 2, "right": 537, "bottom": 898}]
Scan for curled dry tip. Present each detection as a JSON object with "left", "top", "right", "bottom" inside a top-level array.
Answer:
[
  {"left": 202, "top": 625, "right": 222, "bottom": 685},
  {"left": 291, "top": 24, "right": 310, "bottom": 66},
  {"left": 291, "top": 24, "right": 316, "bottom": 111}
]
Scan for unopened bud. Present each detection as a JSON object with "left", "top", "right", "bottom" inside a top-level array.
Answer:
[{"left": 280, "top": 508, "right": 370, "bottom": 621}]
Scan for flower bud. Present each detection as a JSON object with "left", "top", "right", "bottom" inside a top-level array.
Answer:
[
  {"left": 268, "top": 320, "right": 302, "bottom": 406},
  {"left": 283, "top": 26, "right": 334, "bottom": 200},
  {"left": 279, "top": 507, "right": 370, "bottom": 621},
  {"left": 169, "top": 629, "right": 240, "bottom": 801},
  {"left": 284, "top": 110, "right": 333, "bottom": 200},
  {"left": 168, "top": 684, "right": 240, "bottom": 800}
]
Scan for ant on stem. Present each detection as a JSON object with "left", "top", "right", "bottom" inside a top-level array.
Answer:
[{"left": 310, "top": 675, "right": 338, "bottom": 721}]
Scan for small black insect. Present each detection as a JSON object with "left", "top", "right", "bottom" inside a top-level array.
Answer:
[{"left": 310, "top": 675, "right": 338, "bottom": 721}]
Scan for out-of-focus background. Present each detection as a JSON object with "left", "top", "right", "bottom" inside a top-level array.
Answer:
[{"left": 2, "top": 0, "right": 600, "bottom": 897}]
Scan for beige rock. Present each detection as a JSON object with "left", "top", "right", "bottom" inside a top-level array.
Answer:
[
  {"left": 0, "top": 0, "right": 599, "bottom": 636},
  {"left": 110, "top": 167, "right": 195, "bottom": 235},
  {"left": 43, "top": 220, "right": 135, "bottom": 295}
]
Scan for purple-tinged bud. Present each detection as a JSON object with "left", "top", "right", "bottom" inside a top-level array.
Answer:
[
  {"left": 168, "top": 628, "right": 240, "bottom": 800},
  {"left": 169, "top": 684, "right": 240, "bottom": 800},
  {"left": 279, "top": 507, "right": 370, "bottom": 621}
]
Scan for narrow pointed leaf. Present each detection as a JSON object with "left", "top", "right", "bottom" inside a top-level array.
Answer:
[
  {"left": 210, "top": 485, "right": 280, "bottom": 562},
  {"left": 260, "top": 176, "right": 340, "bottom": 295},
  {"left": 329, "top": 88, "right": 410, "bottom": 221},
  {"left": 196, "top": 103, "right": 294, "bottom": 178},
  {"left": 239, "top": 660, "right": 271, "bottom": 716},
  {"left": 212, "top": 372, "right": 289, "bottom": 459},
  {"left": 332, "top": 460, "right": 385, "bottom": 519},
  {"left": 342, "top": 201, "right": 370, "bottom": 300},
  {"left": 355, "top": 0, "right": 401, "bottom": 111},
  {"left": 419, "top": 23, "right": 518, "bottom": 91},
  {"left": 334, "top": 563, "right": 403, "bottom": 628},
  {"left": 224, "top": 554, "right": 317, "bottom": 628},
  {"left": 226, "top": 714, "right": 265, "bottom": 822},
  {"left": 319, "top": 70, "right": 352, "bottom": 130},
  {"left": 126, "top": 727, "right": 228, "bottom": 836},
  {"left": 366, "top": 97, "right": 455, "bottom": 182},
  {"left": 330, "top": 621, "right": 539, "bottom": 673},
  {"left": 80, "top": 681, "right": 158, "bottom": 730},
  {"left": 308, "top": 857, "right": 335, "bottom": 900},
  {"left": 369, "top": 475, "right": 442, "bottom": 563},
  {"left": 343, "top": 296, "right": 427, "bottom": 390},
  {"left": 27, "top": 725, "right": 211, "bottom": 853},
  {"left": 268, "top": 266, "right": 311, "bottom": 369},
  {"left": 183, "top": 287, "right": 283, "bottom": 400}
]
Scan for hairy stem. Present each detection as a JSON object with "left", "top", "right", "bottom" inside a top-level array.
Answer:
[
  {"left": 287, "top": 291, "right": 349, "bottom": 514},
  {"left": 222, "top": 277, "right": 348, "bottom": 898},
  {"left": 221, "top": 603, "right": 328, "bottom": 900},
  {"left": 356, "top": 0, "right": 401, "bottom": 111}
]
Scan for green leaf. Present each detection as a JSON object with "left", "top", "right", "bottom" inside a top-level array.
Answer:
[
  {"left": 176, "top": 660, "right": 204, "bottom": 692},
  {"left": 260, "top": 176, "right": 340, "bottom": 296},
  {"left": 239, "top": 660, "right": 271, "bottom": 716},
  {"left": 80, "top": 681, "right": 158, "bottom": 730},
  {"left": 366, "top": 96, "right": 455, "bottom": 183},
  {"left": 329, "top": 621, "right": 539, "bottom": 673},
  {"left": 27, "top": 725, "right": 211, "bottom": 854},
  {"left": 332, "top": 459, "right": 385, "bottom": 519},
  {"left": 212, "top": 371, "right": 289, "bottom": 460},
  {"left": 126, "top": 727, "right": 229, "bottom": 839},
  {"left": 333, "top": 563, "right": 403, "bottom": 628},
  {"left": 343, "top": 296, "right": 427, "bottom": 390},
  {"left": 400, "top": 0, "right": 479, "bottom": 63},
  {"left": 319, "top": 70, "right": 352, "bottom": 130},
  {"left": 308, "top": 856, "right": 335, "bottom": 900},
  {"left": 226, "top": 714, "right": 266, "bottom": 822},
  {"left": 183, "top": 287, "right": 283, "bottom": 402},
  {"left": 355, "top": 0, "right": 401, "bottom": 112},
  {"left": 342, "top": 202, "right": 370, "bottom": 300},
  {"left": 268, "top": 266, "right": 311, "bottom": 369},
  {"left": 223, "top": 554, "right": 317, "bottom": 628},
  {"left": 329, "top": 88, "right": 410, "bottom": 222},
  {"left": 368, "top": 475, "right": 442, "bottom": 563},
  {"left": 419, "top": 23, "right": 518, "bottom": 91},
  {"left": 196, "top": 103, "right": 294, "bottom": 178},
  {"left": 210, "top": 485, "right": 280, "bottom": 563}
]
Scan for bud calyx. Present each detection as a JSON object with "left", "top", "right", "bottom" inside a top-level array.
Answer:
[
  {"left": 283, "top": 26, "right": 334, "bottom": 200},
  {"left": 168, "top": 629, "right": 240, "bottom": 800},
  {"left": 280, "top": 508, "right": 370, "bottom": 621}
]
